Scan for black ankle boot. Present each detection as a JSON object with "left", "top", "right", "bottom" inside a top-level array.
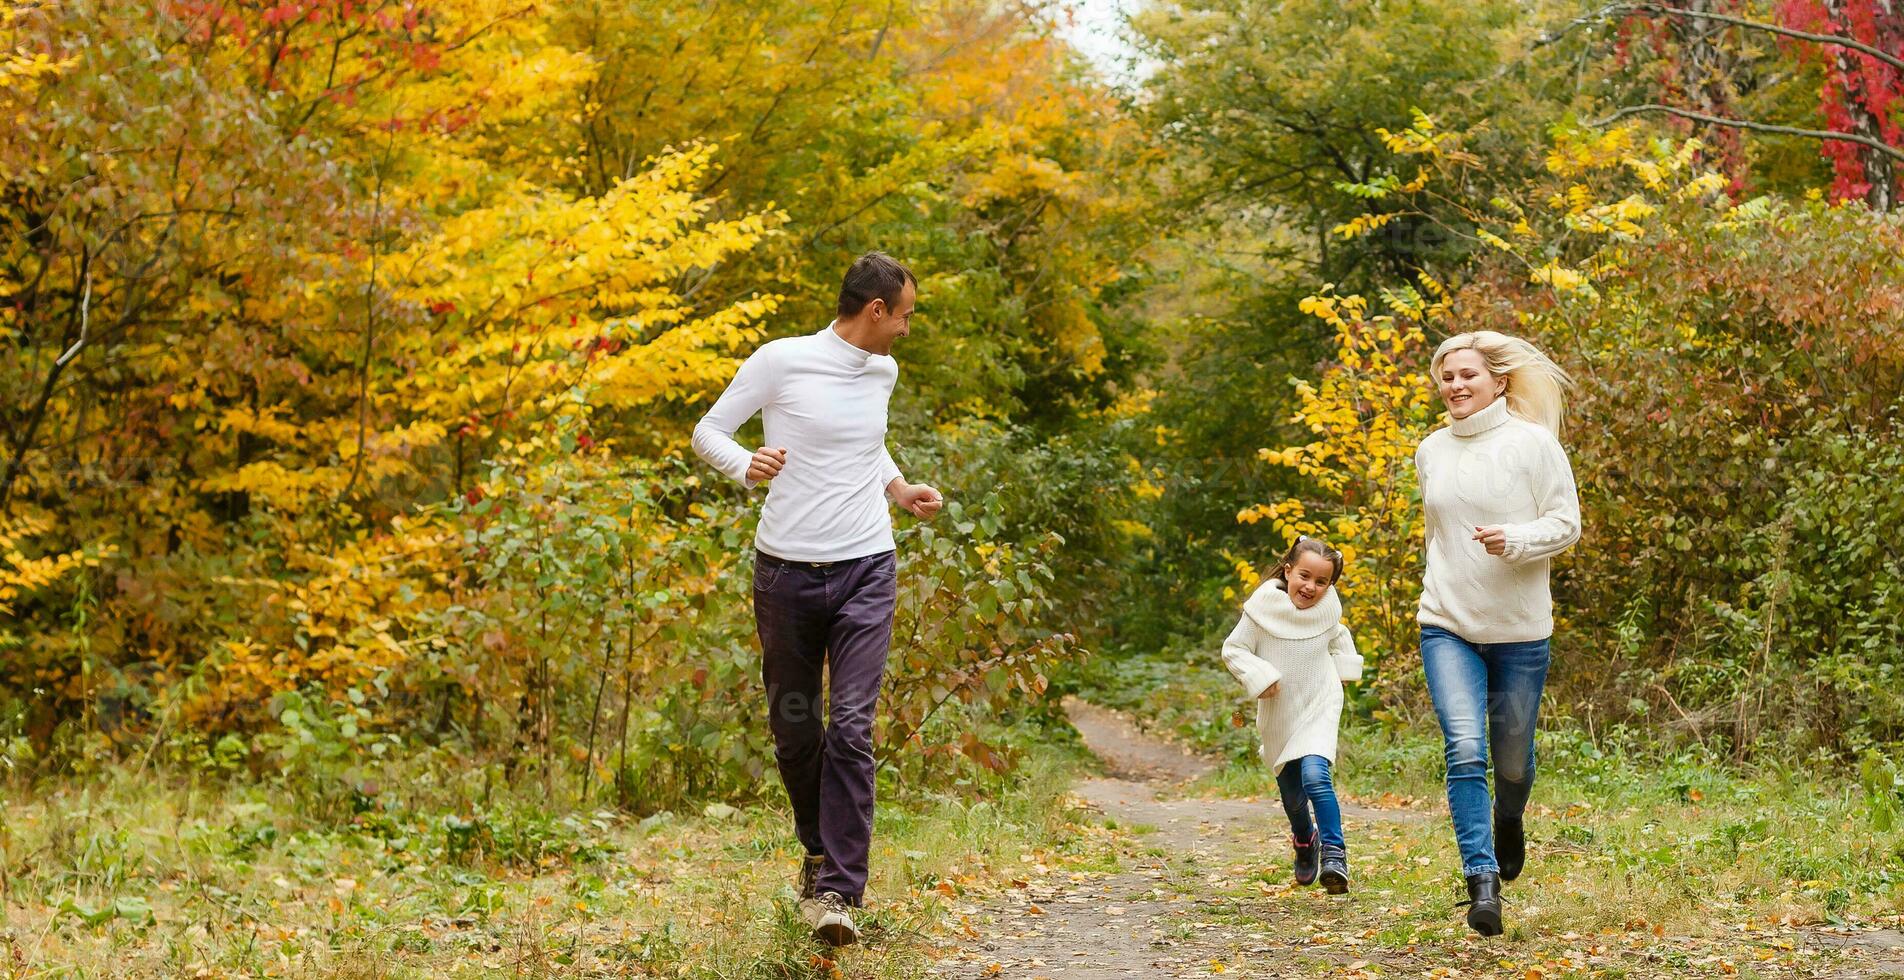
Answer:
[
  {"left": 1496, "top": 811, "right": 1525, "bottom": 882},
  {"left": 1463, "top": 872, "right": 1504, "bottom": 936},
  {"left": 1319, "top": 844, "right": 1350, "bottom": 894},
  {"left": 1291, "top": 831, "right": 1319, "bottom": 886}
]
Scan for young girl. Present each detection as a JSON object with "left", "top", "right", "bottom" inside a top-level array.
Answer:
[{"left": 1220, "top": 535, "right": 1363, "bottom": 893}]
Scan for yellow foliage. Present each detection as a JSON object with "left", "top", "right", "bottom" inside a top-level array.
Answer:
[
  {"left": 1332, "top": 211, "right": 1401, "bottom": 239},
  {"left": 1376, "top": 108, "right": 1450, "bottom": 156},
  {"left": 0, "top": 509, "right": 110, "bottom": 618},
  {"left": 1530, "top": 261, "right": 1597, "bottom": 297},
  {"left": 1241, "top": 288, "right": 1436, "bottom": 675},
  {"left": 1544, "top": 125, "right": 1637, "bottom": 178},
  {"left": 0, "top": 4, "right": 78, "bottom": 112}
]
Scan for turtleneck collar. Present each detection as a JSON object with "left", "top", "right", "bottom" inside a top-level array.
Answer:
[
  {"left": 821, "top": 320, "right": 880, "bottom": 368},
  {"left": 1449, "top": 395, "right": 1511, "bottom": 437},
  {"left": 1242, "top": 578, "right": 1342, "bottom": 640}
]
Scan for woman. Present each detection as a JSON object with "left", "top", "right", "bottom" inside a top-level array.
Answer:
[{"left": 1413, "top": 330, "right": 1581, "bottom": 937}]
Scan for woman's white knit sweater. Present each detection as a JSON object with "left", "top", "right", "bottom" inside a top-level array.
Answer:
[
  {"left": 1220, "top": 580, "right": 1362, "bottom": 774},
  {"left": 1414, "top": 396, "right": 1582, "bottom": 643}
]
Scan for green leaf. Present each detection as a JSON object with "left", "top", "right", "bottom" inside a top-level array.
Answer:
[
  {"left": 113, "top": 896, "right": 155, "bottom": 925},
  {"left": 60, "top": 900, "right": 113, "bottom": 927}
]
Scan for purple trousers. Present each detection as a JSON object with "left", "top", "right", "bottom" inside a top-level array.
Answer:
[{"left": 753, "top": 548, "right": 896, "bottom": 905}]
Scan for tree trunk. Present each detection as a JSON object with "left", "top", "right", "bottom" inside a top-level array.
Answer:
[{"left": 1823, "top": 0, "right": 1901, "bottom": 209}]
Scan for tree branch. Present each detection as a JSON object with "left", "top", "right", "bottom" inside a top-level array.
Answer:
[
  {"left": 1, "top": 260, "right": 90, "bottom": 513},
  {"left": 1544, "top": 1, "right": 1904, "bottom": 72},
  {"left": 1614, "top": 1, "right": 1904, "bottom": 75},
  {"left": 55, "top": 267, "right": 90, "bottom": 368},
  {"left": 1589, "top": 103, "right": 1904, "bottom": 163}
]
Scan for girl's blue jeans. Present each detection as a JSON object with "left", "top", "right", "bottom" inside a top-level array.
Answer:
[
  {"left": 1275, "top": 754, "right": 1344, "bottom": 849},
  {"left": 1419, "top": 624, "right": 1550, "bottom": 877}
]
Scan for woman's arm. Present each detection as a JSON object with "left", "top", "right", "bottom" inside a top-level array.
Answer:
[
  {"left": 1220, "top": 615, "right": 1282, "bottom": 699},
  {"left": 1501, "top": 433, "right": 1582, "bottom": 565}
]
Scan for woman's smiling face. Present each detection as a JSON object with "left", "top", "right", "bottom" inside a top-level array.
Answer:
[{"left": 1437, "top": 348, "right": 1504, "bottom": 420}]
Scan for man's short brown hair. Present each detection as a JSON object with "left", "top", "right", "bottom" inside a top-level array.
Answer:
[{"left": 837, "top": 251, "right": 915, "bottom": 318}]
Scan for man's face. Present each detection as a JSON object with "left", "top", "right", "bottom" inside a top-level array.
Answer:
[{"left": 872, "top": 280, "right": 916, "bottom": 348}]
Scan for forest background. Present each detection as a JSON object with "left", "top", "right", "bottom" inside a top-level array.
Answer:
[{"left": 3, "top": 0, "right": 1903, "bottom": 974}]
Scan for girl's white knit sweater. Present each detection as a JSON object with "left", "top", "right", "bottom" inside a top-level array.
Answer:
[
  {"left": 1220, "top": 580, "right": 1362, "bottom": 774},
  {"left": 1414, "top": 396, "right": 1582, "bottom": 643}
]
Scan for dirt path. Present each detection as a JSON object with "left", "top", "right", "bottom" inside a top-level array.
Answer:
[
  {"left": 927, "top": 699, "right": 1425, "bottom": 979},
  {"left": 926, "top": 700, "right": 1904, "bottom": 980}
]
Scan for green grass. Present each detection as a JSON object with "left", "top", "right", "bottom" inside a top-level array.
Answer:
[
  {"left": 0, "top": 725, "right": 1110, "bottom": 977},
  {"left": 5, "top": 643, "right": 1901, "bottom": 978},
  {"left": 1082, "top": 646, "right": 1904, "bottom": 972}
]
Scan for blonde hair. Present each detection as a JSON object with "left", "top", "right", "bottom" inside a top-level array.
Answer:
[{"left": 1430, "top": 331, "right": 1574, "bottom": 437}]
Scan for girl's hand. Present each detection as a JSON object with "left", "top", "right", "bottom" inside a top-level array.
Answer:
[
  {"left": 1472, "top": 524, "right": 1508, "bottom": 556},
  {"left": 1257, "top": 681, "right": 1281, "bottom": 699}
]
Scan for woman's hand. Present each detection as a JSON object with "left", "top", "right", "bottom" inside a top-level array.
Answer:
[
  {"left": 1257, "top": 681, "right": 1281, "bottom": 699},
  {"left": 1472, "top": 524, "right": 1508, "bottom": 556}
]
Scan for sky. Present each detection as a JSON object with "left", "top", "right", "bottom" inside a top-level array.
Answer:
[{"left": 1056, "top": 0, "right": 1152, "bottom": 87}]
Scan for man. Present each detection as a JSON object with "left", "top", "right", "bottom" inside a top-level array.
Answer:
[{"left": 691, "top": 251, "right": 943, "bottom": 946}]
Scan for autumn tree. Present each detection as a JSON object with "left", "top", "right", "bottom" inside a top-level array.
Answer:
[
  {"left": 0, "top": 0, "right": 779, "bottom": 735},
  {"left": 560, "top": 1, "right": 1155, "bottom": 426},
  {"left": 0, "top": 0, "right": 1114, "bottom": 795},
  {"left": 1570, "top": 1, "right": 1904, "bottom": 207},
  {"left": 1778, "top": 0, "right": 1904, "bottom": 208}
]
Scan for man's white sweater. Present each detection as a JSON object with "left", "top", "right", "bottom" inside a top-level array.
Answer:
[
  {"left": 1414, "top": 397, "right": 1582, "bottom": 643},
  {"left": 691, "top": 324, "right": 903, "bottom": 563}
]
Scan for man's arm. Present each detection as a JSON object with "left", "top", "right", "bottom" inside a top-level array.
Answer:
[
  {"left": 692, "top": 348, "right": 777, "bottom": 488},
  {"left": 881, "top": 448, "right": 943, "bottom": 521},
  {"left": 879, "top": 446, "right": 902, "bottom": 491}
]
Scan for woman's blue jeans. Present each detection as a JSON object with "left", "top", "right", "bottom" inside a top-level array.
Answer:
[
  {"left": 1420, "top": 625, "right": 1550, "bottom": 877},
  {"left": 1275, "top": 754, "right": 1344, "bottom": 849}
]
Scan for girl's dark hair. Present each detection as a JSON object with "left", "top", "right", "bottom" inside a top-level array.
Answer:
[
  {"left": 837, "top": 251, "right": 915, "bottom": 318},
  {"left": 1268, "top": 534, "right": 1343, "bottom": 586}
]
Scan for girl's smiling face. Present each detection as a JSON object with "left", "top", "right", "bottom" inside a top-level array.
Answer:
[{"left": 1284, "top": 552, "right": 1337, "bottom": 609}]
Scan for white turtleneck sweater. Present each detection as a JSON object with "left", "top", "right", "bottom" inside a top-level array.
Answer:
[
  {"left": 1414, "top": 396, "right": 1582, "bottom": 643},
  {"left": 691, "top": 323, "right": 904, "bottom": 563},
  {"left": 1220, "top": 580, "right": 1362, "bottom": 774}
]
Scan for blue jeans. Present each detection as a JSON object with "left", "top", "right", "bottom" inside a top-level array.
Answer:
[
  {"left": 1275, "top": 755, "right": 1344, "bottom": 849},
  {"left": 1419, "top": 625, "right": 1550, "bottom": 877}
]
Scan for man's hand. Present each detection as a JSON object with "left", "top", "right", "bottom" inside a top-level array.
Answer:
[
  {"left": 1472, "top": 524, "right": 1508, "bottom": 557},
  {"left": 892, "top": 482, "right": 944, "bottom": 520},
  {"left": 747, "top": 446, "right": 787, "bottom": 484},
  {"left": 1257, "top": 681, "right": 1281, "bottom": 699}
]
